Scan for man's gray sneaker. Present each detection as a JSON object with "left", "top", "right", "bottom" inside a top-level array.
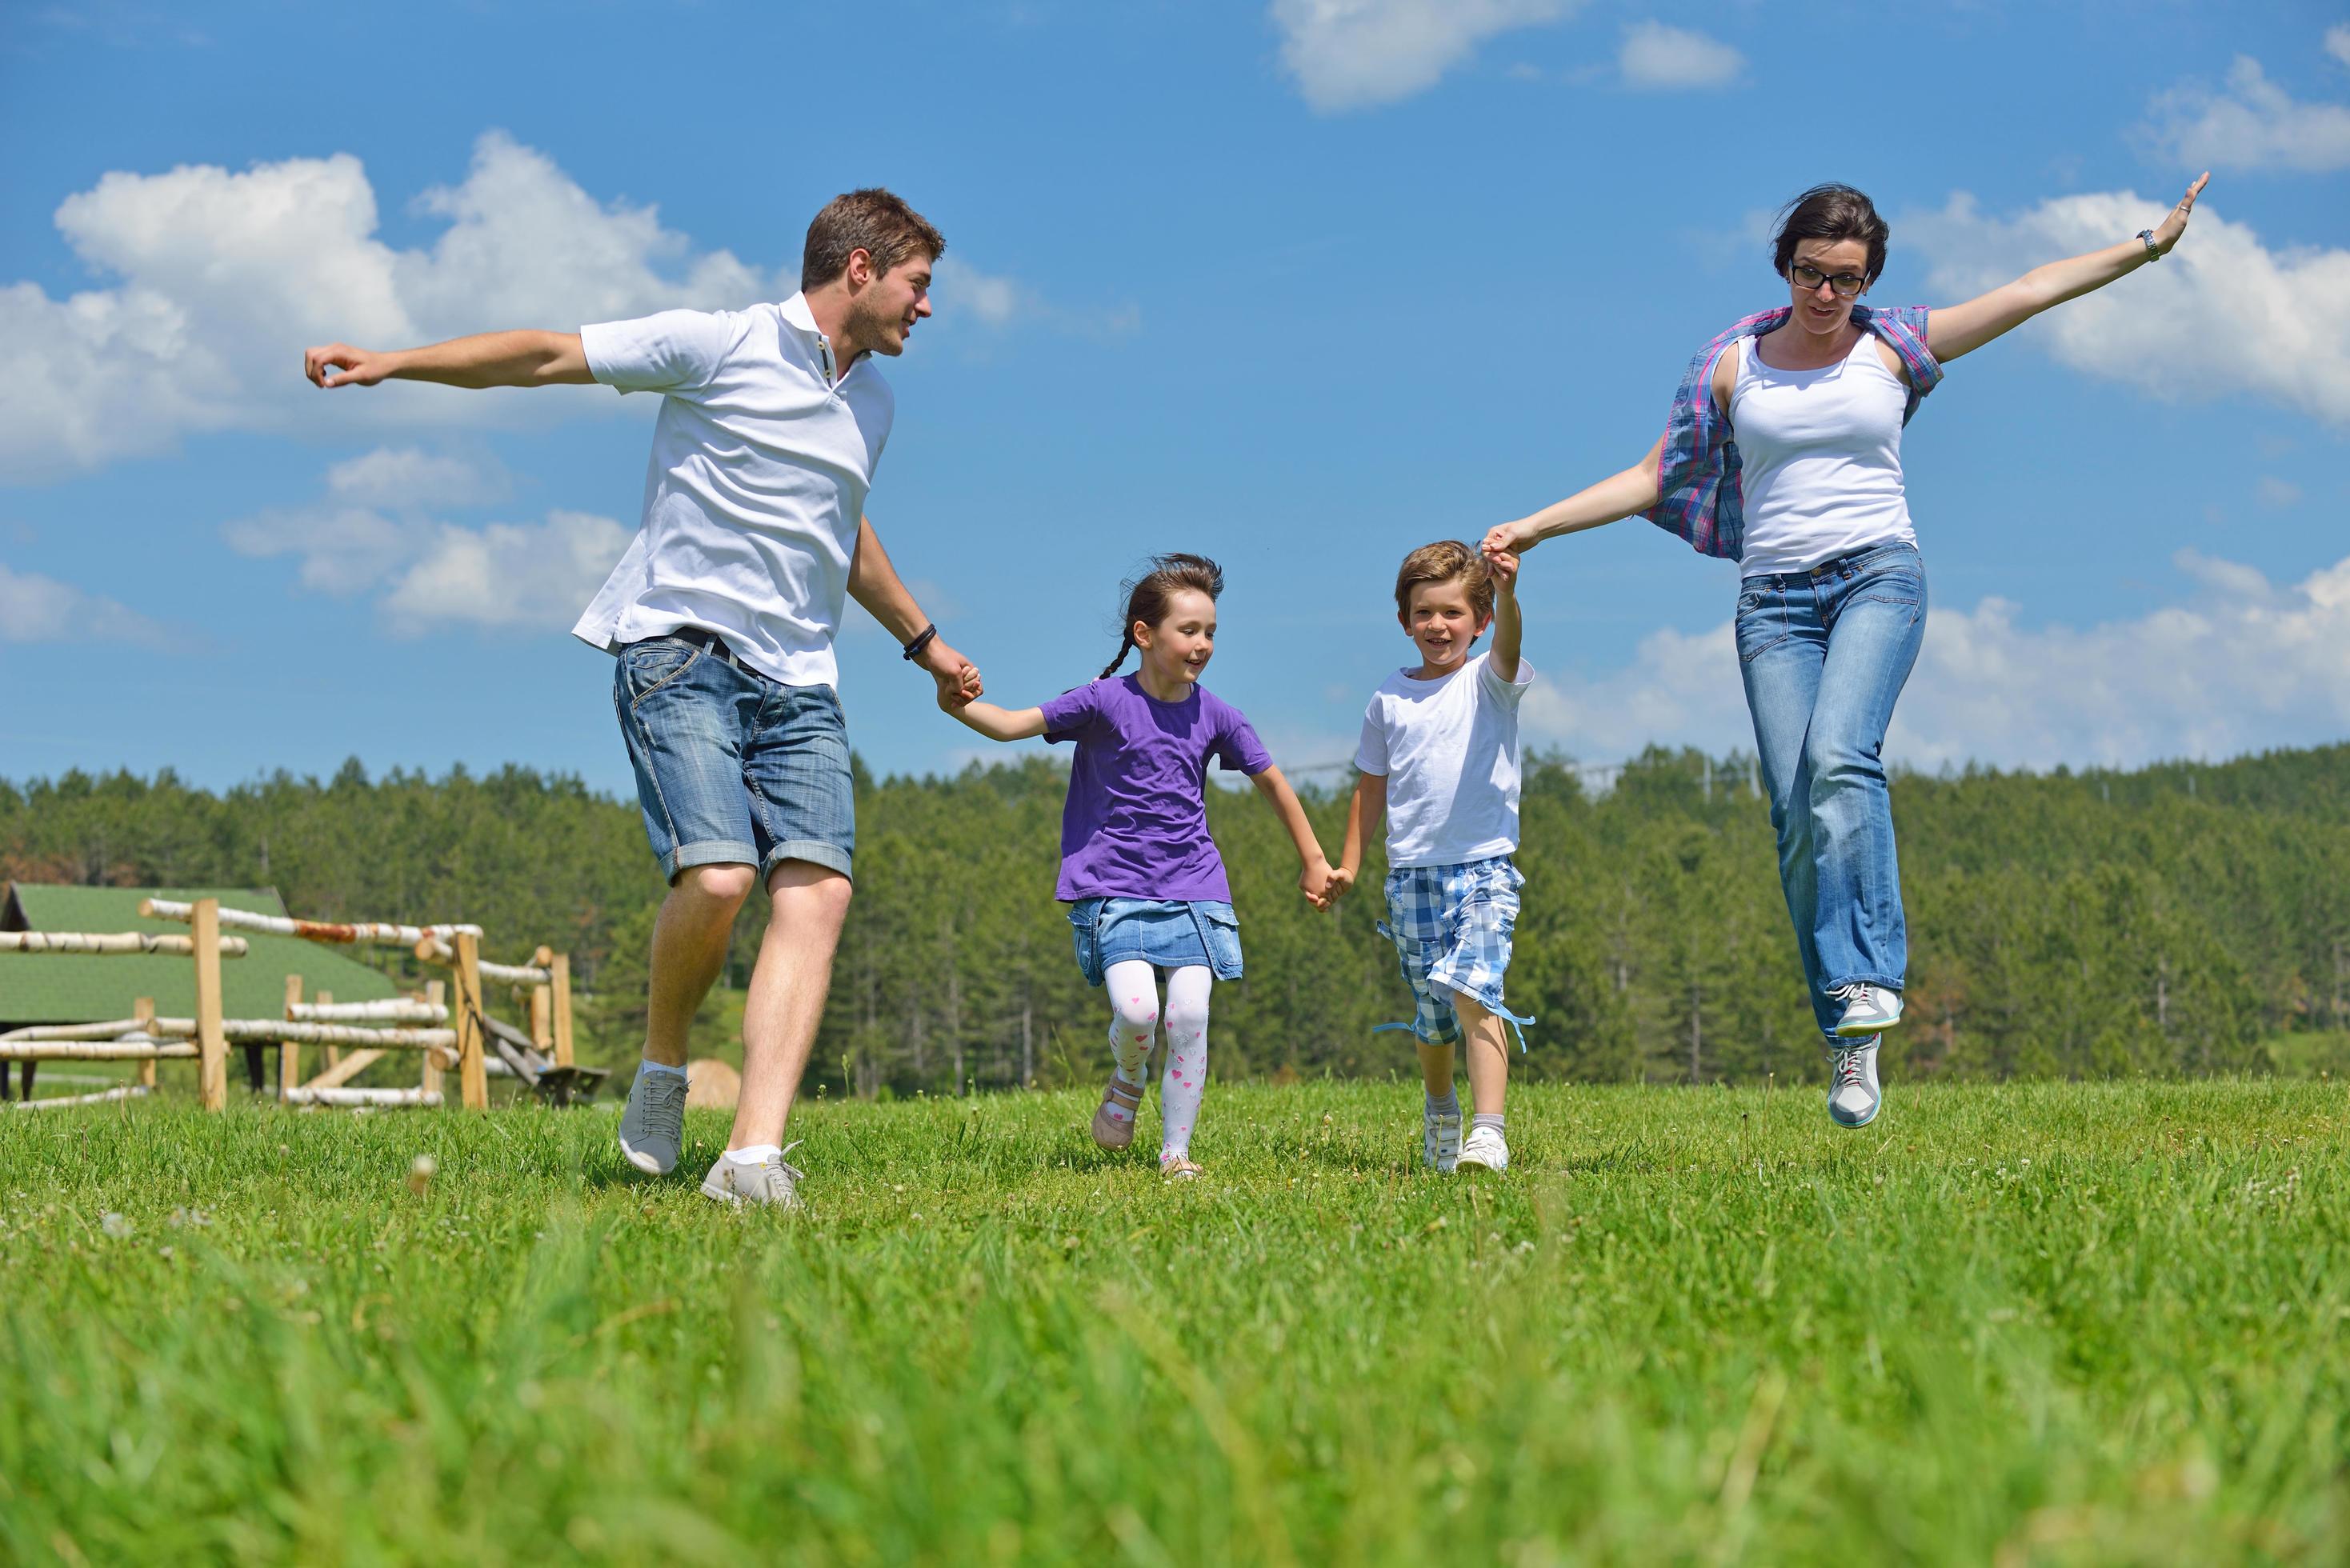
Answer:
[
  {"left": 1831, "top": 983, "right": 1903, "bottom": 1036},
  {"left": 618, "top": 1066, "right": 687, "bottom": 1175},
  {"left": 700, "top": 1147, "right": 806, "bottom": 1211},
  {"left": 1825, "top": 1038, "right": 1882, "bottom": 1128}
]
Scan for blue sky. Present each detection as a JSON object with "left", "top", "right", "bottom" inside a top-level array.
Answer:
[{"left": 3, "top": 0, "right": 2347, "bottom": 797}]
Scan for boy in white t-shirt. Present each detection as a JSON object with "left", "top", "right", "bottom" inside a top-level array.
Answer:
[{"left": 1331, "top": 539, "right": 1534, "bottom": 1174}]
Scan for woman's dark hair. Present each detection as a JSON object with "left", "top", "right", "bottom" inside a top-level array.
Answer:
[
  {"left": 1101, "top": 553, "right": 1223, "bottom": 679},
  {"left": 1772, "top": 183, "right": 1890, "bottom": 286}
]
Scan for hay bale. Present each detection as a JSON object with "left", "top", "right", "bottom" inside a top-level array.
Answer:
[{"left": 685, "top": 1058, "right": 741, "bottom": 1110}]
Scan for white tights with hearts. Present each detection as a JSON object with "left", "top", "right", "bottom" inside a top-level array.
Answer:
[{"left": 1103, "top": 961, "right": 1212, "bottom": 1164}]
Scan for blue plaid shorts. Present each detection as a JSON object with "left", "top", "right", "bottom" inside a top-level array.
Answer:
[{"left": 1379, "top": 857, "right": 1528, "bottom": 1048}]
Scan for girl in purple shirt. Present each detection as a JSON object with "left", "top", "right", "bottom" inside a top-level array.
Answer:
[{"left": 944, "top": 554, "right": 1335, "bottom": 1177}]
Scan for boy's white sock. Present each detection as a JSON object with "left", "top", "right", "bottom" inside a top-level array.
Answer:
[
  {"left": 725, "top": 1144, "right": 783, "bottom": 1165},
  {"left": 1425, "top": 1087, "right": 1459, "bottom": 1118},
  {"left": 1471, "top": 1113, "right": 1506, "bottom": 1136},
  {"left": 636, "top": 1060, "right": 687, "bottom": 1082}
]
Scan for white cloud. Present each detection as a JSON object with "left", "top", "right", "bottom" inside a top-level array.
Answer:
[
  {"left": 381, "top": 511, "right": 631, "bottom": 635},
  {"left": 2142, "top": 54, "right": 2350, "bottom": 172},
  {"left": 0, "top": 562, "right": 170, "bottom": 647},
  {"left": 1, "top": 132, "right": 781, "bottom": 482},
  {"left": 2256, "top": 476, "right": 2303, "bottom": 509},
  {"left": 1522, "top": 550, "right": 2350, "bottom": 772},
  {"left": 224, "top": 447, "right": 628, "bottom": 634},
  {"left": 1618, "top": 21, "right": 1743, "bottom": 90},
  {"left": 325, "top": 447, "right": 508, "bottom": 508},
  {"left": 1271, "top": 0, "right": 1575, "bottom": 113},
  {"left": 1904, "top": 189, "right": 2350, "bottom": 428},
  {"left": 931, "top": 255, "right": 1139, "bottom": 339},
  {"left": 2329, "top": 25, "right": 2350, "bottom": 70}
]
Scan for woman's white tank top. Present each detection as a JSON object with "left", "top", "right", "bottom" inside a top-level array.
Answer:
[{"left": 1727, "top": 329, "right": 1916, "bottom": 579}]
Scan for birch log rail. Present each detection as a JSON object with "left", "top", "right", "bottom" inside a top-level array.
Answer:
[
  {"left": 0, "top": 930, "right": 250, "bottom": 957},
  {"left": 137, "top": 898, "right": 482, "bottom": 947}
]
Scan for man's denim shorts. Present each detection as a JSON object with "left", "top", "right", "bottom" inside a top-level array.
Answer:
[{"left": 611, "top": 631, "right": 855, "bottom": 884}]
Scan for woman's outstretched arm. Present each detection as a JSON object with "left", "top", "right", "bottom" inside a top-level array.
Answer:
[
  {"left": 1483, "top": 436, "right": 1665, "bottom": 559},
  {"left": 1927, "top": 173, "right": 2208, "bottom": 364}
]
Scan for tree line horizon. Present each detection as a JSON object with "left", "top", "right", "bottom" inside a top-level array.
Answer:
[{"left": 6, "top": 739, "right": 2346, "bottom": 1095}]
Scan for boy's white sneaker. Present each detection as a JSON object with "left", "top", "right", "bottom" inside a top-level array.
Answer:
[
  {"left": 1831, "top": 983, "right": 1903, "bottom": 1036},
  {"left": 1456, "top": 1124, "right": 1509, "bottom": 1173},
  {"left": 1423, "top": 1106, "right": 1462, "bottom": 1173}
]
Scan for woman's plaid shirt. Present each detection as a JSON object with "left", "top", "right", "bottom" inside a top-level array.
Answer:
[{"left": 1639, "top": 302, "right": 1943, "bottom": 562}]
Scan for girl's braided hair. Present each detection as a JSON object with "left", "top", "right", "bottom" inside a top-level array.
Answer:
[{"left": 1101, "top": 553, "right": 1224, "bottom": 680}]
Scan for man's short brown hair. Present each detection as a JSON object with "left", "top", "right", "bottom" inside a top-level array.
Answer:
[
  {"left": 801, "top": 188, "right": 946, "bottom": 292},
  {"left": 1394, "top": 539, "right": 1494, "bottom": 620}
]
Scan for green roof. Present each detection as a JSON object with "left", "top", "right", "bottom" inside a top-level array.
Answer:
[{"left": 0, "top": 885, "right": 400, "bottom": 1026}]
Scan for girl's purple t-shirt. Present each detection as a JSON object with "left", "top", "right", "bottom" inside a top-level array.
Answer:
[{"left": 1039, "top": 675, "right": 1273, "bottom": 902}]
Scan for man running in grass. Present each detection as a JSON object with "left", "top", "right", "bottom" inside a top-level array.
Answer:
[{"left": 305, "top": 189, "right": 980, "bottom": 1210}]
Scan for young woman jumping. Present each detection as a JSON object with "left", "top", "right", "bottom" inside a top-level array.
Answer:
[{"left": 1484, "top": 173, "right": 2209, "bottom": 1129}]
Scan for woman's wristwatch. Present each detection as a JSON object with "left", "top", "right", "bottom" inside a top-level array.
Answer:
[{"left": 2137, "top": 229, "right": 2161, "bottom": 261}]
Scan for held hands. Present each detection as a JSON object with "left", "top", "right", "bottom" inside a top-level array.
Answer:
[
  {"left": 2151, "top": 173, "right": 2209, "bottom": 256},
  {"left": 1298, "top": 858, "right": 1339, "bottom": 912},
  {"left": 919, "top": 638, "right": 983, "bottom": 708},
  {"left": 1322, "top": 864, "right": 1358, "bottom": 905},
  {"left": 303, "top": 344, "right": 395, "bottom": 389},
  {"left": 1487, "top": 548, "right": 1520, "bottom": 592},
  {"left": 1480, "top": 521, "right": 1535, "bottom": 566}
]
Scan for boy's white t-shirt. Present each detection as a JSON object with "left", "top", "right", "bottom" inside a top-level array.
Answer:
[
  {"left": 1353, "top": 651, "right": 1535, "bottom": 869},
  {"left": 569, "top": 293, "right": 893, "bottom": 690}
]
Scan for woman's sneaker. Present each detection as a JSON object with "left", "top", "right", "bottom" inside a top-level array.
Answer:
[
  {"left": 1824, "top": 1039, "right": 1882, "bottom": 1128},
  {"left": 1423, "top": 1106, "right": 1462, "bottom": 1173},
  {"left": 700, "top": 1146, "right": 806, "bottom": 1210},
  {"left": 618, "top": 1066, "right": 687, "bottom": 1175},
  {"left": 1457, "top": 1124, "right": 1509, "bottom": 1173},
  {"left": 1831, "top": 983, "right": 1902, "bottom": 1036}
]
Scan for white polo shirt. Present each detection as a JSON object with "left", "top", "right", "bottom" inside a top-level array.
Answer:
[{"left": 570, "top": 293, "right": 893, "bottom": 689}]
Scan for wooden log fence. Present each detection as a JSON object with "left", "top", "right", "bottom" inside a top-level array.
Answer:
[{"left": 10, "top": 896, "right": 586, "bottom": 1113}]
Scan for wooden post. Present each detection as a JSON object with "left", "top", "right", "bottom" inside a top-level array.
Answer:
[
  {"left": 318, "top": 990, "right": 338, "bottom": 1072},
  {"left": 550, "top": 954, "right": 575, "bottom": 1068},
  {"left": 530, "top": 984, "right": 553, "bottom": 1054},
  {"left": 280, "top": 974, "right": 303, "bottom": 1100},
  {"left": 192, "top": 898, "right": 228, "bottom": 1113},
  {"left": 420, "top": 981, "right": 445, "bottom": 1101},
  {"left": 452, "top": 932, "right": 488, "bottom": 1112},
  {"left": 134, "top": 997, "right": 157, "bottom": 1090}
]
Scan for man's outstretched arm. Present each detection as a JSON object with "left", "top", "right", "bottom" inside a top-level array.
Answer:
[{"left": 303, "top": 330, "right": 594, "bottom": 390}]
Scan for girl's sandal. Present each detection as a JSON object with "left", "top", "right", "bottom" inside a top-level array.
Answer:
[
  {"left": 1159, "top": 1156, "right": 1203, "bottom": 1181},
  {"left": 1091, "top": 1076, "right": 1144, "bottom": 1151}
]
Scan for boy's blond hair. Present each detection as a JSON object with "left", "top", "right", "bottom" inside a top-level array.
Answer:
[{"left": 1393, "top": 540, "right": 1494, "bottom": 621}]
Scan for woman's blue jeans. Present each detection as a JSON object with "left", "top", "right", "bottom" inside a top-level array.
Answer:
[{"left": 1735, "top": 543, "right": 1927, "bottom": 1038}]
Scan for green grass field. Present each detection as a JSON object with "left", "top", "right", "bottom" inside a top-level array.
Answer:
[{"left": 3, "top": 1078, "right": 2345, "bottom": 1565}]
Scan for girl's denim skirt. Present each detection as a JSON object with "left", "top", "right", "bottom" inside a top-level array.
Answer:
[{"left": 1069, "top": 898, "right": 1243, "bottom": 986}]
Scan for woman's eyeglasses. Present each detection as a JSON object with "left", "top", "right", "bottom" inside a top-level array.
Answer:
[{"left": 1790, "top": 262, "right": 1867, "bottom": 297}]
